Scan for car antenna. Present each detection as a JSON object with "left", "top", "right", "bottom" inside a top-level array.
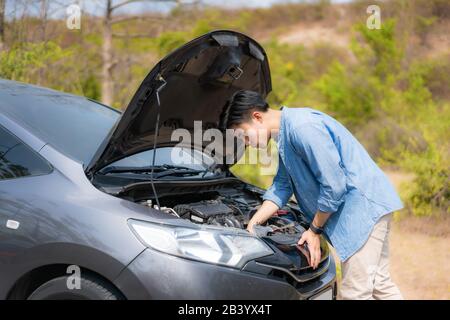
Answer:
[{"left": 150, "top": 74, "right": 167, "bottom": 209}]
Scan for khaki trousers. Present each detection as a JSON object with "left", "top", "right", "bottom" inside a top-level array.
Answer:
[{"left": 340, "top": 213, "right": 404, "bottom": 300}]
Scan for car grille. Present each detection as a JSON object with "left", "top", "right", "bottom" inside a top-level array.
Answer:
[{"left": 257, "top": 255, "right": 330, "bottom": 284}]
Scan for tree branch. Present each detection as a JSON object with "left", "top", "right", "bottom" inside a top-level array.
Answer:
[
  {"left": 111, "top": 14, "right": 164, "bottom": 24},
  {"left": 110, "top": 0, "right": 142, "bottom": 12},
  {"left": 112, "top": 32, "right": 156, "bottom": 38},
  {"left": 111, "top": 0, "right": 179, "bottom": 12}
]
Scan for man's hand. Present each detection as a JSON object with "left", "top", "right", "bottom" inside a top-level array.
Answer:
[
  {"left": 246, "top": 200, "right": 279, "bottom": 234},
  {"left": 246, "top": 221, "right": 257, "bottom": 234},
  {"left": 298, "top": 229, "right": 321, "bottom": 269}
]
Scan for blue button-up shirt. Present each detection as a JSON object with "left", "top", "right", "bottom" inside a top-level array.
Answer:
[{"left": 263, "top": 107, "right": 403, "bottom": 261}]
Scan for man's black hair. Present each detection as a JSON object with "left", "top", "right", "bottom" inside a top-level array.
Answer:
[{"left": 219, "top": 90, "right": 269, "bottom": 130}]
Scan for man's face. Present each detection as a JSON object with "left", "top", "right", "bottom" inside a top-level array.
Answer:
[{"left": 232, "top": 111, "right": 271, "bottom": 149}]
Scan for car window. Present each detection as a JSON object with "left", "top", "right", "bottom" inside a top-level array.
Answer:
[
  {"left": 0, "top": 126, "right": 52, "bottom": 180},
  {"left": 110, "top": 147, "right": 215, "bottom": 171}
]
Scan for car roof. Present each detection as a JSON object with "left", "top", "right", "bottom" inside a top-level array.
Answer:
[
  {"left": 0, "top": 78, "right": 71, "bottom": 96},
  {"left": 0, "top": 78, "right": 112, "bottom": 112},
  {"left": 0, "top": 79, "right": 76, "bottom": 145},
  {"left": 0, "top": 78, "right": 121, "bottom": 164}
]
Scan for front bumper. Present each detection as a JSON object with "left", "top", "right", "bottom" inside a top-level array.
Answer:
[{"left": 114, "top": 248, "right": 337, "bottom": 300}]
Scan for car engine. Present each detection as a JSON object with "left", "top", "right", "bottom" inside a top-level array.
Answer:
[
  {"left": 140, "top": 195, "right": 307, "bottom": 249},
  {"left": 173, "top": 200, "right": 245, "bottom": 228}
]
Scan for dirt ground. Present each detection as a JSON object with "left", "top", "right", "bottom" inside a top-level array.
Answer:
[
  {"left": 381, "top": 171, "right": 449, "bottom": 300},
  {"left": 390, "top": 217, "right": 450, "bottom": 300}
]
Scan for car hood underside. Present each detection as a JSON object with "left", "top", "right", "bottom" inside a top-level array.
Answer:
[{"left": 86, "top": 30, "right": 272, "bottom": 176}]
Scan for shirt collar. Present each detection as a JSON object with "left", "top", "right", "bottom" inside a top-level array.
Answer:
[{"left": 276, "top": 106, "right": 287, "bottom": 150}]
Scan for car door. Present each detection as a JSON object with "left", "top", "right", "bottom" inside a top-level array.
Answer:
[{"left": 0, "top": 125, "right": 53, "bottom": 297}]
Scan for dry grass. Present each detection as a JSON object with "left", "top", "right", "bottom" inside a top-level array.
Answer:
[{"left": 390, "top": 217, "right": 450, "bottom": 299}]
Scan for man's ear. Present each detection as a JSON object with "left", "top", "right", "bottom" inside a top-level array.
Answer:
[{"left": 251, "top": 111, "right": 264, "bottom": 123}]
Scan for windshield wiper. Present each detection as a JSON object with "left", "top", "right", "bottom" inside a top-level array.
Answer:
[
  {"left": 99, "top": 164, "right": 192, "bottom": 175},
  {"left": 201, "top": 162, "right": 218, "bottom": 178},
  {"left": 151, "top": 168, "right": 205, "bottom": 179},
  {"left": 100, "top": 163, "right": 222, "bottom": 179}
]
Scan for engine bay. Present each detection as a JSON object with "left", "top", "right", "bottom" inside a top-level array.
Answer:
[{"left": 136, "top": 186, "right": 309, "bottom": 257}]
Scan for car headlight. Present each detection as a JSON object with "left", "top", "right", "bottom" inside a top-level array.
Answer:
[{"left": 128, "top": 219, "right": 273, "bottom": 268}]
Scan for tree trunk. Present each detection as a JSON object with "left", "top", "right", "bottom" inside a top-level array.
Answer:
[
  {"left": 100, "top": 0, "right": 180, "bottom": 106},
  {"left": 39, "top": 0, "right": 48, "bottom": 41},
  {"left": 101, "top": 0, "right": 114, "bottom": 106},
  {"left": 0, "top": 0, "right": 5, "bottom": 50}
]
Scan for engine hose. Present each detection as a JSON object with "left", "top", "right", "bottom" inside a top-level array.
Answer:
[{"left": 224, "top": 215, "right": 242, "bottom": 229}]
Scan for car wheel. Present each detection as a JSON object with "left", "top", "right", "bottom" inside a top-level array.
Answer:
[{"left": 27, "top": 274, "right": 123, "bottom": 300}]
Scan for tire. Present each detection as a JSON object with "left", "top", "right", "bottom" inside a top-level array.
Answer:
[{"left": 27, "top": 274, "right": 123, "bottom": 300}]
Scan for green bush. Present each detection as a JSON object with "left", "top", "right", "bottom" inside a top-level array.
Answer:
[
  {"left": 0, "top": 42, "right": 68, "bottom": 82},
  {"left": 0, "top": 41, "right": 91, "bottom": 96},
  {"left": 398, "top": 104, "right": 450, "bottom": 216},
  {"left": 80, "top": 74, "right": 101, "bottom": 101},
  {"left": 151, "top": 31, "right": 189, "bottom": 56},
  {"left": 314, "top": 61, "right": 380, "bottom": 127},
  {"left": 354, "top": 19, "right": 402, "bottom": 81}
]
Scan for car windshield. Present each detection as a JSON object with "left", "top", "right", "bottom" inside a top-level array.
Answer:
[
  {"left": 107, "top": 147, "right": 217, "bottom": 177},
  {"left": 0, "top": 91, "right": 120, "bottom": 165}
]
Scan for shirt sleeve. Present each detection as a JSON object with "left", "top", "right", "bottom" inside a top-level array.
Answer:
[
  {"left": 290, "top": 123, "right": 347, "bottom": 213},
  {"left": 262, "top": 156, "right": 293, "bottom": 209}
]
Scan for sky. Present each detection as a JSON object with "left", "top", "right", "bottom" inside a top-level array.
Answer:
[{"left": 6, "top": 0, "right": 351, "bottom": 18}]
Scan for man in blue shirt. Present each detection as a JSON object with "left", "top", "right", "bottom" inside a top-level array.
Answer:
[{"left": 220, "top": 90, "right": 404, "bottom": 300}]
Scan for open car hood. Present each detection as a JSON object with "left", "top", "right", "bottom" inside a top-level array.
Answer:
[{"left": 85, "top": 30, "right": 271, "bottom": 176}]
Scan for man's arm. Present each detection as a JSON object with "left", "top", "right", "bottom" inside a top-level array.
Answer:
[
  {"left": 247, "top": 156, "right": 293, "bottom": 232},
  {"left": 247, "top": 200, "right": 279, "bottom": 232}
]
